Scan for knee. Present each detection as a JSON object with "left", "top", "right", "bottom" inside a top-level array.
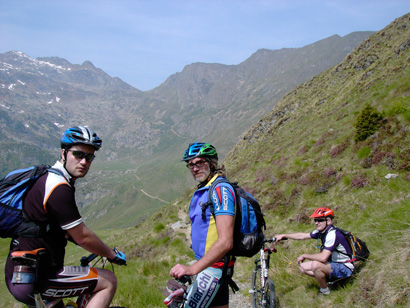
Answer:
[
  {"left": 299, "top": 260, "right": 322, "bottom": 274},
  {"left": 311, "top": 261, "right": 329, "bottom": 276},
  {"left": 108, "top": 271, "right": 118, "bottom": 289},
  {"left": 298, "top": 262, "right": 311, "bottom": 274},
  {"left": 311, "top": 261, "right": 321, "bottom": 271},
  {"left": 99, "top": 268, "right": 118, "bottom": 291}
]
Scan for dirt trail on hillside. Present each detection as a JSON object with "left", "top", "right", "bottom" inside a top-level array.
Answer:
[
  {"left": 140, "top": 189, "right": 168, "bottom": 204},
  {"left": 229, "top": 280, "right": 253, "bottom": 308}
]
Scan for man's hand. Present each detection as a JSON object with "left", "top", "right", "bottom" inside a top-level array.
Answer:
[
  {"left": 108, "top": 249, "right": 127, "bottom": 266},
  {"left": 274, "top": 234, "right": 286, "bottom": 242},
  {"left": 297, "top": 255, "right": 305, "bottom": 264},
  {"left": 169, "top": 264, "right": 195, "bottom": 279}
]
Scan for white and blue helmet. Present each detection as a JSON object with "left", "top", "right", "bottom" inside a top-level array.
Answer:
[{"left": 60, "top": 126, "right": 102, "bottom": 151}]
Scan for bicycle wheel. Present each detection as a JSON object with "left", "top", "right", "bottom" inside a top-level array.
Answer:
[
  {"left": 264, "top": 278, "right": 276, "bottom": 308},
  {"left": 251, "top": 266, "right": 263, "bottom": 308}
]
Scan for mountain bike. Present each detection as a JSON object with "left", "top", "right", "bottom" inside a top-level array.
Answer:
[
  {"left": 10, "top": 247, "right": 126, "bottom": 308},
  {"left": 249, "top": 237, "right": 277, "bottom": 308}
]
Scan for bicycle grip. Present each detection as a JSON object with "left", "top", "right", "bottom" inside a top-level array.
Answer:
[{"left": 178, "top": 275, "right": 192, "bottom": 284}]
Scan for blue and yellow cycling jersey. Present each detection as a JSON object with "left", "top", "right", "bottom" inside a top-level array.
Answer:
[{"left": 189, "top": 175, "right": 236, "bottom": 262}]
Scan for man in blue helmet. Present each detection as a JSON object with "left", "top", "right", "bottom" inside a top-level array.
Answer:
[
  {"left": 169, "top": 143, "right": 236, "bottom": 308},
  {"left": 5, "top": 126, "right": 126, "bottom": 308}
]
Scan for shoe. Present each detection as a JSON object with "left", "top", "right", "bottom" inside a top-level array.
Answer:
[{"left": 318, "top": 289, "right": 330, "bottom": 296}]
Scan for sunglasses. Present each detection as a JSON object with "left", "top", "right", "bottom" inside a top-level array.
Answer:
[
  {"left": 314, "top": 218, "right": 326, "bottom": 223},
  {"left": 68, "top": 150, "right": 95, "bottom": 162},
  {"left": 186, "top": 160, "right": 208, "bottom": 169}
]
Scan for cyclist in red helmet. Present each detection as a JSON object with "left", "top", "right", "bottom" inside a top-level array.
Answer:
[
  {"left": 274, "top": 207, "right": 353, "bottom": 296},
  {"left": 5, "top": 126, "right": 126, "bottom": 308}
]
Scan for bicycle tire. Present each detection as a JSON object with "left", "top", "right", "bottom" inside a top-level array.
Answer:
[
  {"left": 265, "top": 278, "right": 276, "bottom": 308},
  {"left": 251, "top": 266, "right": 263, "bottom": 308}
]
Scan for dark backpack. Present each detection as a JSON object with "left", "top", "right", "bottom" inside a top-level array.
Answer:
[
  {"left": 0, "top": 164, "right": 63, "bottom": 238},
  {"left": 204, "top": 178, "right": 266, "bottom": 258},
  {"left": 334, "top": 227, "right": 370, "bottom": 263}
]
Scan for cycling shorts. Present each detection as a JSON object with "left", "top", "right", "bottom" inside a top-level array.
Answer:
[
  {"left": 184, "top": 266, "right": 229, "bottom": 308},
  {"left": 6, "top": 265, "right": 99, "bottom": 306}
]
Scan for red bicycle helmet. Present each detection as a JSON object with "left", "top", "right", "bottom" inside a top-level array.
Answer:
[{"left": 310, "top": 207, "right": 334, "bottom": 219}]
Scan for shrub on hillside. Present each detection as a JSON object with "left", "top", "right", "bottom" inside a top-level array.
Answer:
[
  {"left": 357, "top": 146, "right": 372, "bottom": 159},
  {"left": 351, "top": 174, "right": 369, "bottom": 188},
  {"left": 386, "top": 100, "right": 408, "bottom": 116},
  {"left": 353, "top": 104, "right": 384, "bottom": 142},
  {"left": 153, "top": 222, "right": 165, "bottom": 232},
  {"left": 254, "top": 168, "right": 270, "bottom": 182},
  {"left": 330, "top": 143, "right": 347, "bottom": 158},
  {"left": 323, "top": 167, "right": 337, "bottom": 177},
  {"left": 297, "top": 145, "right": 309, "bottom": 155},
  {"left": 315, "top": 138, "right": 325, "bottom": 147}
]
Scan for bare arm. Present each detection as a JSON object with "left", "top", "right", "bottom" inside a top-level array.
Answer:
[
  {"left": 170, "top": 214, "right": 234, "bottom": 278},
  {"left": 275, "top": 232, "right": 311, "bottom": 241},
  {"left": 298, "top": 248, "right": 332, "bottom": 264},
  {"left": 67, "top": 222, "right": 116, "bottom": 259}
]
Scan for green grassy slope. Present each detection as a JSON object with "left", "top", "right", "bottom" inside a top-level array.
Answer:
[
  {"left": 1, "top": 14, "right": 410, "bottom": 308},
  {"left": 222, "top": 13, "right": 410, "bottom": 307}
]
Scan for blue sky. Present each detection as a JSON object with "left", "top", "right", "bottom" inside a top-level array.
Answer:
[{"left": 1, "top": 1, "right": 409, "bottom": 91}]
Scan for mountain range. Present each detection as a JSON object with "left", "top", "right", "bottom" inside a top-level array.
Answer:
[{"left": 0, "top": 31, "right": 374, "bottom": 228}]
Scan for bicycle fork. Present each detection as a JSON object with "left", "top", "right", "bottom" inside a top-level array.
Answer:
[{"left": 260, "top": 256, "right": 270, "bottom": 305}]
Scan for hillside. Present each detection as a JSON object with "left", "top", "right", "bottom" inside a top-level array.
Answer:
[{"left": 68, "top": 13, "right": 410, "bottom": 308}]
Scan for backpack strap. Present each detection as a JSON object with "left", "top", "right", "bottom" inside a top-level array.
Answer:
[
  {"left": 201, "top": 178, "right": 236, "bottom": 220},
  {"left": 219, "top": 254, "right": 239, "bottom": 293},
  {"left": 330, "top": 227, "right": 357, "bottom": 263},
  {"left": 18, "top": 167, "right": 66, "bottom": 238},
  {"left": 48, "top": 167, "right": 69, "bottom": 184}
]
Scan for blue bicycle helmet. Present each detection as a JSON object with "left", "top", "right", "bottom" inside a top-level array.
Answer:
[
  {"left": 182, "top": 142, "right": 218, "bottom": 161},
  {"left": 60, "top": 126, "right": 102, "bottom": 151}
]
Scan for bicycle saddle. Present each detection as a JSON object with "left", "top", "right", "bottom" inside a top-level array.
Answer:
[{"left": 11, "top": 248, "right": 46, "bottom": 261}]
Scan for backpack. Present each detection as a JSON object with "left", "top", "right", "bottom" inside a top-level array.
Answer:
[
  {"left": 204, "top": 178, "right": 266, "bottom": 258},
  {"left": 334, "top": 227, "right": 370, "bottom": 263},
  {"left": 0, "top": 164, "right": 63, "bottom": 238}
]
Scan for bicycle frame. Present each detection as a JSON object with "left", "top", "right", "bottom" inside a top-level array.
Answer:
[{"left": 250, "top": 238, "right": 277, "bottom": 308}]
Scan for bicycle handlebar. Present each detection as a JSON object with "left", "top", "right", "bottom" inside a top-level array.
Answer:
[
  {"left": 80, "top": 253, "right": 99, "bottom": 266},
  {"left": 177, "top": 275, "right": 192, "bottom": 285},
  {"left": 264, "top": 236, "right": 289, "bottom": 244},
  {"left": 80, "top": 247, "right": 124, "bottom": 267},
  {"left": 264, "top": 237, "right": 277, "bottom": 243}
]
